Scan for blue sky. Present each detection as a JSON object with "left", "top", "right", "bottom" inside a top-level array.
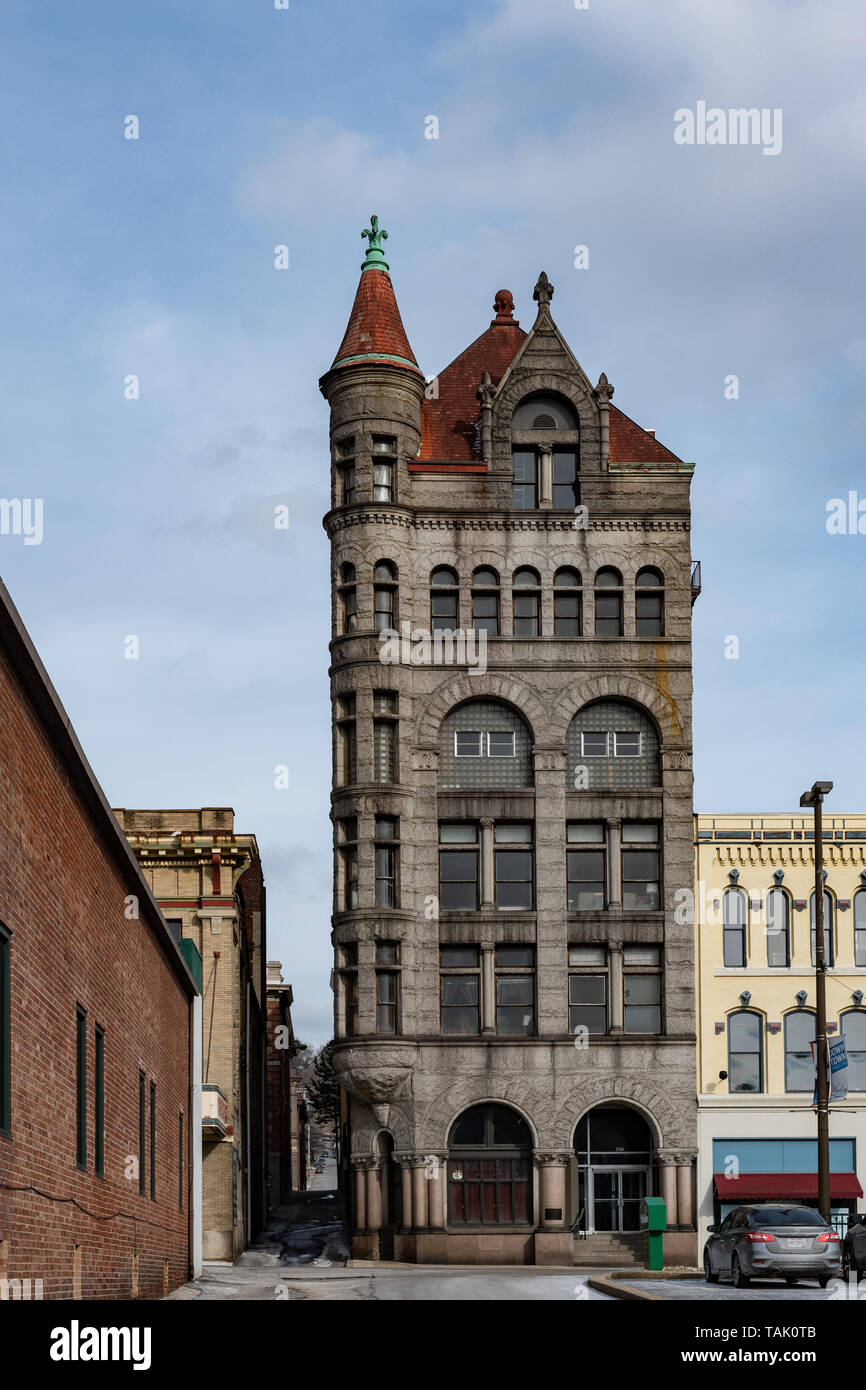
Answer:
[{"left": 1, "top": 0, "right": 864, "bottom": 1043}]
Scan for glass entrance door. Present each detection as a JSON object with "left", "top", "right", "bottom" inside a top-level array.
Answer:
[{"left": 590, "top": 1167, "right": 647, "bottom": 1232}]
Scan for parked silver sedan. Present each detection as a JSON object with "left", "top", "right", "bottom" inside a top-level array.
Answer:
[{"left": 704, "top": 1204, "right": 842, "bottom": 1288}]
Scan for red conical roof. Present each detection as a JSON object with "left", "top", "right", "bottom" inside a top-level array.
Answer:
[{"left": 330, "top": 267, "right": 423, "bottom": 377}]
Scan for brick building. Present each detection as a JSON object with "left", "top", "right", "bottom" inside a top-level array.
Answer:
[
  {"left": 115, "top": 809, "right": 267, "bottom": 1261},
  {"left": 266, "top": 961, "right": 306, "bottom": 1202},
  {"left": 0, "top": 578, "right": 199, "bottom": 1300},
  {"left": 320, "top": 222, "right": 700, "bottom": 1266}
]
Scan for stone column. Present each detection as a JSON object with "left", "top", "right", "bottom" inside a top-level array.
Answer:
[
  {"left": 480, "top": 817, "right": 494, "bottom": 906},
  {"left": 536, "top": 1153, "right": 568, "bottom": 1227},
  {"left": 676, "top": 1161, "right": 694, "bottom": 1229},
  {"left": 607, "top": 818, "right": 622, "bottom": 909},
  {"left": 608, "top": 940, "right": 624, "bottom": 1035},
  {"left": 353, "top": 1159, "right": 368, "bottom": 1231},
  {"left": 658, "top": 1155, "right": 678, "bottom": 1228},
  {"left": 481, "top": 940, "right": 496, "bottom": 1036},
  {"left": 593, "top": 373, "right": 614, "bottom": 471},
  {"left": 538, "top": 445, "right": 553, "bottom": 508},
  {"left": 478, "top": 373, "right": 495, "bottom": 462},
  {"left": 411, "top": 1157, "right": 428, "bottom": 1230},
  {"left": 400, "top": 1159, "right": 413, "bottom": 1230},
  {"left": 366, "top": 1163, "right": 383, "bottom": 1232},
  {"left": 428, "top": 1153, "right": 447, "bottom": 1230}
]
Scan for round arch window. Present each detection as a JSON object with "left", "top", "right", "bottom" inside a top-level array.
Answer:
[{"left": 448, "top": 1103, "right": 532, "bottom": 1225}]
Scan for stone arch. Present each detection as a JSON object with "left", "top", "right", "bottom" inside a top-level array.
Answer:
[
  {"left": 418, "top": 1080, "right": 542, "bottom": 1151},
  {"left": 494, "top": 367, "right": 597, "bottom": 440},
  {"left": 414, "top": 672, "right": 547, "bottom": 747},
  {"left": 553, "top": 1076, "right": 683, "bottom": 1151},
  {"left": 548, "top": 674, "right": 684, "bottom": 747}
]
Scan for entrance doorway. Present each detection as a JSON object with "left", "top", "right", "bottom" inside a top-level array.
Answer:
[{"left": 574, "top": 1105, "right": 654, "bottom": 1235}]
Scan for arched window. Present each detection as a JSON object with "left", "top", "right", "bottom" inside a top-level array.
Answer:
[
  {"left": 512, "top": 394, "right": 578, "bottom": 430},
  {"left": 566, "top": 701, "right": 660, "bottom": 791},
  {"left": 728, "top": 1010, "right": 763, "bottom": 1093},
  {"left": 785, "top": 1010, "right": 816, "bottom": 1093},
  {"left": 594, "top": 567, "right": 623, "bottom": 637},
  {"left": 722, "top": 888, "right": 747, "bottom": 968},
  {"left": 840, "top": 1011, "right": 866, "bottom": 1092},
  {"left": 765, "top": 888, "right": 790, "bottom": 967},
  {"left": 439, "top": 700, "right": 533, "bottom": 789},
  {"left": 512, "top": 567, "right": 541, "bottom": 636},
  {"left": 553, "top": 568, "right": 581, "bottom": 636},
  {"left": 430, "top": 566, "right": 459, "bottom": 633},
  {"left": 854, "top": 890, "right": 866, "bottom": 967},
  {"left": 338, "top": 562, "right": 357, "bottom": 635},
  {"left": 635, "top": 568, "right": 664, "bottom": 637},
  {"left": 373, "top": 560, "right": 398, "bottom": 633},
  {"left": 810, "top": 890, "right": 834, "bottom": 967},
  {"left": 448, "top": 1103, "right": 532, "bottom": 1225},
  {"left": 471, "top": 567, "right": 500, "bottom": 637}
]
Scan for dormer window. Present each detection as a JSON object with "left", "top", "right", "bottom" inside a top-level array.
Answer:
[{"left": 512, "top": 394, "right": 578, "bottom": 430}]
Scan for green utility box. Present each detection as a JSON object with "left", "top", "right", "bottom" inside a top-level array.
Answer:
[{"left": 639, "top": 1196, "right": 667, "bottom": 1270}]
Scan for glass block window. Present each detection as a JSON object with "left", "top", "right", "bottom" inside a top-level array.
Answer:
[
  {"left": 440, "top": 701, "right": 533, "bottom": 789},
  {"left": 373, "top": 719, "right": 397, "bottom": 783},
  {"left": 566, "top": 701, "right": 659, "bottom": 791}
]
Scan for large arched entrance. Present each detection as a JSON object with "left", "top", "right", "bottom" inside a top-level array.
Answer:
[
  {"left": 448, "top": 1103, "right": 532, "bottom": 1225},
  {"left": 574, "top": 1105, "right": 655, "bottom": 1233}
]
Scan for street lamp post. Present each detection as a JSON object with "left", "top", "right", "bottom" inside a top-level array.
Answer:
[{"left": 799, "top": 779, "right": 833, "bottom": 1224}]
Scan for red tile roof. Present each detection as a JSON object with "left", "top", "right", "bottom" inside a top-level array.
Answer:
[
  {"left": 419, "top": 299, "right": 681, "bottom": 464},
  {"left": 330, "top": 267, "right": 423, "bottom": 377}
]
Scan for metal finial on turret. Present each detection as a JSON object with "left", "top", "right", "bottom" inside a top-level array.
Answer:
[{"left": 361, "top": 215, "right": 390, "bottom": 272}]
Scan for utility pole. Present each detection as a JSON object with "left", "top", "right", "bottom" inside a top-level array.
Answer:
[{"left": 799, "top": 780, "right": 833, "bottom": 1223}]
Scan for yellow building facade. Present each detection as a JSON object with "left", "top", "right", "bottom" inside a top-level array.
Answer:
[{"left": 695, "top": 812, "right": 866, "bottom": 1245}]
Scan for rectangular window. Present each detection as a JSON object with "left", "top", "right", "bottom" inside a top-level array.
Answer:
[
  {"left": 95, "top": 1025, "right": 105, "bottom": 1177},
  {"left": 494, "top": 824, "right": 533, "bottom": 909},
  {"left": 150, "top": 1081, "right": 156, "bottom": 1200},
  {"left": 856, "top": 897, "right": 866, "bottom": 967},
  {"left": 375, "top": 843, "right": 397, "bottom": 908},
  {"left": 552, "top": 451, "right": 579, "bottom": 509},
  {"left": 581, "top": 731, "right": 608, "bottom": 757},
  {"left": 636, "top": 592, "right": 662, "bottom": 636},
  {"left": 138, "top": 1071, "right": 146, "bottom": 1196},
  {"left": 374, "top": 586, "right": 395, "bottom": 631},
  {"left": 455, "top": 730, "right": 483, "bottom": 757},
  {"left": 340, "top": 586, "right": 357, "bottom": 633},
  {"left": 622, "top": 824, "right": 660, "bottom": 910},
  {"left": 553, "top": 587, "right": 581, "bottom": 636},
  {"left": 472, "top": 590, "right": 499, "bottom": 636},
  {"left": 165, "top": 918, "right": 182, "bottom": 945},
  {"left": 512, "top": 450, "right": 537, "bottom": 509},
  {"left": 339, "top": 464, "right": 356, "bottom": 506},
  {"left": 624, "top": 973, "right": 661, "bottom": 1034},
  {"left": 373, "top": 437, "right": 396, "bottom": 502},
  {"left": 337, "top": 695, "right": 356, "bottom": 784},
  {"left": 439, "top": 824, "right": 480, "bottom": 910},
  {"left": 179, "top": 1111, "right": 184, "bottom": 1212},
  {"left": 487, "top": 731, "right": 516, "bottom": 758},
  {"left": 376, "top": 970, "right": 398, "bottom": 1035},
  {"left": 595, "top": 589, "right": 623, "bottom": 637},
  {"left": 76, "top": 1006, "right": 87, "bottom": 1170},
  {"left": 341, "top": 944, "right": 359, "bottom": 1036},
  {"left": 567, "top": 824, "right": 606, "bottom": 910},
  {"left": 513, "top": 590, "right": 539, "bottom": 636},
  {"left": 0, "top": 924, "right": 10, "bottom": 1136},
  {"left": 495, "top": 946, "right": 535, "bottom": 1035},
  {"left": 373, "top": 720, "right": 397, "bottom": 782},
  {"left": 613, "top": 731, "right": 641, "bottom": 757},
  {"left": 440, "top": 947, "right": 480, "bottom": 1034},
  {"left": 568, "top": 974, "right": 607, "bottom": 1035}
]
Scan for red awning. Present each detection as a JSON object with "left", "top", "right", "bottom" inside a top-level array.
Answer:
[{"left": 714, "top": 1171, "right": 863, "bottom": 1200}]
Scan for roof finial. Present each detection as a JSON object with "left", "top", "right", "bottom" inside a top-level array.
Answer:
[
  {"left": 361, "top": 214, "right": 390, "bottom": 272},
  {"left": 533, "top": 271, "right": 554, "bottom": 309}
]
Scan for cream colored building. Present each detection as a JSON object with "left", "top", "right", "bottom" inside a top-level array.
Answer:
[
  {"left": 114, "top": 808, "right": 268, "bottom": 1261},
  {"left": 695, "top": 812, "right": 866, "bottom": 1246}
]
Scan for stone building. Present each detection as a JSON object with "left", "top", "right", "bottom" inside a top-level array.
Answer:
[
  {"left": 0, "top": 578, "right": 199, "bottom": 1299},
  {"left": 695, "top": 811, "right": 866, "bottom": 1248},
  {"left": 266, "top": 961, "right": 307, "bottom": 1201},
  {"left": 320, "top": 220, "right": 701, "bottom": 1265},
  {"left": 115, "top": 808, "right": 267, "bottom": 1261}
]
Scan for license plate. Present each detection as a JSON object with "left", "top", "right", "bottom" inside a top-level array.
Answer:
[{"left": 785, "top": 1239, "right": 808, "bottom": 1249}]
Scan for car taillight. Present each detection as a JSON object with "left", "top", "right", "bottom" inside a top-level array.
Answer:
[
  {"left": 817, "top": 1232, "right": 840, "bottom": 1243},
  {"left": 747, "top": 1232, "right": 776, "bottom": 1243}
]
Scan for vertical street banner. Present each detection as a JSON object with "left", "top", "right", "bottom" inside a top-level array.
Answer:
[{"left": 812, "top": 1037, "right": 849, "bottom": 1103}]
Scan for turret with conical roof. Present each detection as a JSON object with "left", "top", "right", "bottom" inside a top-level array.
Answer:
[{"left": 320, "top": 216, "right": 425, "bottom": 517}]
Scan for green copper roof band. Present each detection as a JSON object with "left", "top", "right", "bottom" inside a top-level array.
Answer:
[{"left": 331, "top": 351, "right": 421, "bottom": 370}]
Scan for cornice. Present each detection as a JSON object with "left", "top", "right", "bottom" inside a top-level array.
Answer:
[{"left": 325, "top": 510, "right": 691, "bottom": 537}]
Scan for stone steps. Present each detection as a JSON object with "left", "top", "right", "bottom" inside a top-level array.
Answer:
[{"left": 573, "top": 1233, "right": 645, "bottom": 1267}]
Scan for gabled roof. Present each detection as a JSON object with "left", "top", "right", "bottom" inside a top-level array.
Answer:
[
  {"left": 419, "top": 292, "right": 681, "bottom": 464},
  {"left": 329, "top": 266, "right": 423, "bottom": 378}
]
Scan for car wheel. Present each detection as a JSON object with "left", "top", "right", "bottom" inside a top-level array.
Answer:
[
  {"left": 704, "top": 1251, "right": 719, "bottom": 1285},
  {"left": 731, "top": 1254, "right": 750, "bottom": 1289}
]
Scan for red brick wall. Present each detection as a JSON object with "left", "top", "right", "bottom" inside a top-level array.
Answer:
[{"left": 0, "top": 645, "right": 193, "bottom": 1299}]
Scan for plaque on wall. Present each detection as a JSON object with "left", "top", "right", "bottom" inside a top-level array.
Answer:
[{"left": 544, "top": 1208, "right": 563, "bottom": 1221}]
